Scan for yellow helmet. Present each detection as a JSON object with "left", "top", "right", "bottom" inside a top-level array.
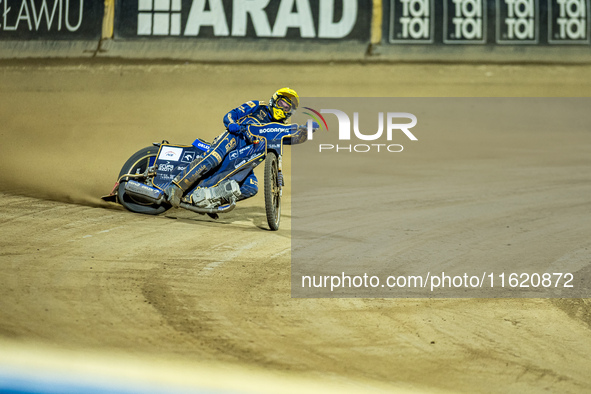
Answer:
[{"left": 269, "top": 87, "right": 299, "bottom": 121}]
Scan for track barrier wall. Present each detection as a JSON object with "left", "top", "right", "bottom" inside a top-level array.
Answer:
[{"left": 0, "top": 0, "right": 590, "bottom": 62}]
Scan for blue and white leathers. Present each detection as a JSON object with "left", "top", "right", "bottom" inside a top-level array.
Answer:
[
  {"left": 222, "top": 100, "right": 296, "bottom": 199},
  {"left": 173, "top": 101, "right": 296, "bottom": 200}
]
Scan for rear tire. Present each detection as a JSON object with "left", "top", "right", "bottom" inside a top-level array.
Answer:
[
  {"left": 117, "top": 146, "right": 170, "bottom": 215},
  {"left": 264, "top": 152, "right": 281, "bottom": 231},
  {"left": 117, "top": 146, "right": 157, "bottom": 179}
]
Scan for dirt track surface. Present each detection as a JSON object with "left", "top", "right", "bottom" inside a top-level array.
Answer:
[{"left": 1, "top": 63, "right": 591, "bottom": 393}]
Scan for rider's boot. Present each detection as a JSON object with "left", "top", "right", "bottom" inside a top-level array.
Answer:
[
  {"left": 163, "top": 133, "right": 230, "bottom": 208},
  {"left": 164, "top": 157, "right": 210, "bottom": 208}
]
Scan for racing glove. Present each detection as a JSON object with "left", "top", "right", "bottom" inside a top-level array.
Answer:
[
  {"left": 228, "top": 123, "right": 259, "bottom": 144},
  {"left": 227, "top": 123, "right": 243, "bottom": 135},
  {"left": 228, "top": 123, "right": 258, "bottom": 143},
  {"left": 297, "top": 122, "right": 320, "bottom": 132}
]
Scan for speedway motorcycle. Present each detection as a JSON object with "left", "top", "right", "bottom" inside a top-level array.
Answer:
[{"left": 102, "top": 123, "right": 313, "bottom": 231}]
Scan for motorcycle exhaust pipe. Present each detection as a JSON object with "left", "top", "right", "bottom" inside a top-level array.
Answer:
[
  {"left": 124, "top": 180, "right": 236, "bottom": 213},
  {"left": 124, "top": 180, "right": 165, "bottom": 204}
]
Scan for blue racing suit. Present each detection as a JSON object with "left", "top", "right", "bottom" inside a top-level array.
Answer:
[{"left": 172, "top": 100, "right": 296, "bottom": 201}]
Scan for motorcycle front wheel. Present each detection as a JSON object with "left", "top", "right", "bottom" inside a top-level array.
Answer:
[
  {"left": 117, "top": 146, "right": 170, "bottom": 215},
  {"left": 264, "top": 152, "right": 281, "bottom": 231}
]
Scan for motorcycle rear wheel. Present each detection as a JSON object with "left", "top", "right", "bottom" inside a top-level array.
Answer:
[
  {"left": 264, "top": 152, "right": 281, "bottom": 231},
  {"left": 117, "top": 146, "right": 170, "bottom": 215}
]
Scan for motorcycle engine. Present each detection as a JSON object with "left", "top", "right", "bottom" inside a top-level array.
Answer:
[{"left": 190, "top": 180, "right": 241, "bottom": 208}]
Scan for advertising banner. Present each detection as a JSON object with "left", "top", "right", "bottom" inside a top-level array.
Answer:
[
  {"left": 444, "top": 0, "right": 488, "bottom": 44},
  {"left": 548, "top": 0, "right": 590, "bottom": 44},
  {"left": 387, "top": 0, "right": 591, "bottom": 45},
  {"left": 389, "top": 0, "right": 435, "bottom": 43},
  {"left": 115, "top": 0, "right": 371, "bottom": 41},
  {"left": 0, "top": 0, "right": 103, "bottom": 40}
]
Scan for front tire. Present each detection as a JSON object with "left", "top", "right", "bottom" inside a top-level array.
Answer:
[
  {"left": 117, "top": 146, "right": 169, "bottom": 215},
  {"left": 264, "top": 152, "right": 281, "bottom": 231}
]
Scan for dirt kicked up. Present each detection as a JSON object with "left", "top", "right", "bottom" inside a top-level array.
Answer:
[{"left": 0, "top": 62, "right": 590, "bottom": 394}]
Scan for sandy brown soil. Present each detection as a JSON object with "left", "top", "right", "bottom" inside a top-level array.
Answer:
[{"left": 0, "top": 62, "right": 590, "bottom": 393}]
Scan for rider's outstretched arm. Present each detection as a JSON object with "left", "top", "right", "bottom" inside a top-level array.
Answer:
[
  {"left": 245, "top": 123, "right": 295, "bottom": 138},
  {"left": 266, "top": 122, "right": 318, "bottom": 145},
  {"left": 244, "top": 122, "right": 318, "bottom": 145}
]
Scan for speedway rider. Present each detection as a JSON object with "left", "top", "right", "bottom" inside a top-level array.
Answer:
[{"left": 164, "top": 87, "right": 302, "bottom": 208}]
